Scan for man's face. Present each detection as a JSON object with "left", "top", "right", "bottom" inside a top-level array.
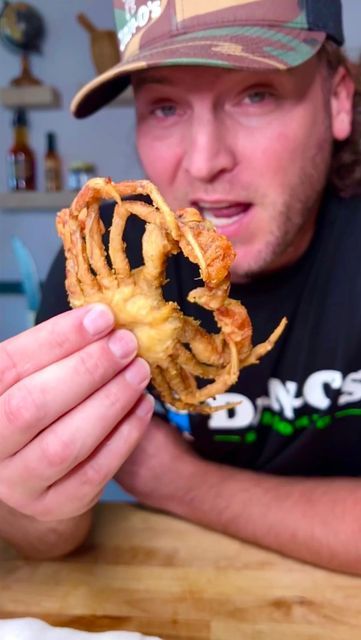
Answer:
[{"left": 133, "top": 57, "right": 351, "bottom": 280}]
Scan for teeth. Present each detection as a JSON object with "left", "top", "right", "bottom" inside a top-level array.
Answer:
[
  {"left": 197, "top": 202, "right": 232, "bottom": 208},
  {"left": 203, "top": 211, "right": 244, "bottom": 227}
]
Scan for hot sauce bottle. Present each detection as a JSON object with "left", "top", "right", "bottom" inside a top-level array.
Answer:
[
  {"left": 44, "top": 131, "right": 62, "bottom": 192},
  {"left": 7, "top": 108, "right": 36, "bottom": 191}
]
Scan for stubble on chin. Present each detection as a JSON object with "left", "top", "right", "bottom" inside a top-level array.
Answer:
[{"left": 230, "top": 125, "right": 333, "bottom": 281}]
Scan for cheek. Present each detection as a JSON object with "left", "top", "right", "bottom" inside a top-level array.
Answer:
[
  {"left": 136, "top": 124, "right": 183, "bottom": 202},
  {"left": 136, "top": 130, "right": 167, "bottom": 183},
  {"left": 251, "top": 110, "right": 328, "bottom": 197},
  {"left": 245, "top": 127, "right": 298, "bottom": 197}
]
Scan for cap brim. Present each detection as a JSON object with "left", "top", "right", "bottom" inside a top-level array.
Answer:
[{"left": 71, "top": 27, "right": 326, "bottom": 119}]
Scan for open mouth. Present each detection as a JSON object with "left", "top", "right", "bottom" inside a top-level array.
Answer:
[{"left": 193, "top": 202, "right": 252, "bottom": 227}]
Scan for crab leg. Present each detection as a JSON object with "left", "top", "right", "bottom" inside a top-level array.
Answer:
[
  {"left": 150, "top": 365, "right": 176, "bottom": 407},
  {"left": 176, "top": 208, "right": 235, "bottom": 287},
  {"left": 181, "top": 339, "right": 240, "bottom": 405},
  {"left": 188, "top": 281, "right": 230, "bottom": 311},
  {"left": 108, "top": 202, "right": 132, "bottom": 280},
  {"left": 58, "top": 207, "right": 103, "bottom": 305},
  {"left": 182, "top": 317, "right": 229, "bottom": 367},
  {"left": 175, "top": 343, "right": 222, "bottom": 378},
  {"left": 151, "top": 364, "right": 204, "bottom": 413},
  {"left": 152, "top": 361, "right": 240, "bottom": 415},
  {"left": 72, "top": 177, "right": 126, "bottom": 212},
  {"left": 85, "top": 203, "right": 118, "bottom": 291},
  {"left": 237, "top": 317, "right": 288, "bottom": 367},
  {"left": 123, "top": 200, "right": 159, "bottom": 225},
  {"left": 167, "top": 361, "right": 198, "bottom": 398},
  {"left": 56, "top": 208, "right": 89, "bottom": 306},
  {"left": 140, "top": 223, "right": 177, "bottom": 287},
  {"left": 115, "top": 180, "right": 180, "bottom": 240}
]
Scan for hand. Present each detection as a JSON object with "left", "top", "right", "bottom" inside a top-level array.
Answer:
[
  {"left": 115, "top": 415, "right": 198, "bottom": 511},
  {"left": 0, "top": 304, "right": 154, "bottom": 522}
]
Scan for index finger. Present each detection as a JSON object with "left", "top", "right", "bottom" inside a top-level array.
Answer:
[{"left": 0, "top": 304, "right": 115, "bottom": 395}]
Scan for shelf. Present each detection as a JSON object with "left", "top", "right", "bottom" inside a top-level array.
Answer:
[
  {"left": 0, "top": 191, "right": 74, "bottom": 212},
  {"left": 0, "top": 85, "right": 59, "bottom": 109}
]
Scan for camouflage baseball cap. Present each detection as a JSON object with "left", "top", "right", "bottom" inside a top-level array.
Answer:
[{"left": 71, "top": 0, "right": 344, "bottom": 119}]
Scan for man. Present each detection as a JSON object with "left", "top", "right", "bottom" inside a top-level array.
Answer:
[{"left": 1, "top": 0, "right": 361, "bottom": 573}]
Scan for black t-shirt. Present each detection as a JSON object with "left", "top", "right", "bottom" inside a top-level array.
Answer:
[{"left": 37, "top": 190, "right": 361, "bottom": 477}]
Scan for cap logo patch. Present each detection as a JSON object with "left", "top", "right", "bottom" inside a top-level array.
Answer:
[{"left": 118, "top": 0, "right": 162, "bottom": 52}]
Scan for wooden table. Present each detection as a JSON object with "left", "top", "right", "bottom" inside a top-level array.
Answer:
[{"left": 1, "top": 503, "right": 361, "bottom": 640}]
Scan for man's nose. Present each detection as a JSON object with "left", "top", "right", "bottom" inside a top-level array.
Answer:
[{"left": 183, "top": 113, "right": 237, "bottom": 182}]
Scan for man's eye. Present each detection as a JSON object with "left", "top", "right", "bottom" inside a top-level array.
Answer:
[
  {"left": 152, "top": 104, "right": 177, "bottom": 117},
  {"left": 244, "top": 91, "right": 271, "bottom": 105}
]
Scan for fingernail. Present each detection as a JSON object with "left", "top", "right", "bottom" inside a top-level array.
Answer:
[
  {"left": 136, "top": 393, "right": 155, "bottom": 417},
  {"left": 108, "top": 330, "right": 138, "bottom": 359},
  {"left": 124, "top": 358, "right": 150, "bottom": 386},
  {"left": 83, "top": 304, "right": 114, "bottom": 336}
]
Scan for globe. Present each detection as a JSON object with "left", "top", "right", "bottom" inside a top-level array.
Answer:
[{"left": 0, "top": 1, "right": 45, "bottom": 54}]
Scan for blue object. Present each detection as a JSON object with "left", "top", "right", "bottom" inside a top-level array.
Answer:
[
  {"left": 166, "top": 408, "right": 191, "bottom": 434},
  {"left": 11, "top": 235, "right": 42, "bottom": 325},
  {"left": 100, "top": 480, "right": 135, "bottom": 503}
]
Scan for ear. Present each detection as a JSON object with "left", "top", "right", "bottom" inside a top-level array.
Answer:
[{"left": 331, "top": 65, "right": 355, "bottom": 141}]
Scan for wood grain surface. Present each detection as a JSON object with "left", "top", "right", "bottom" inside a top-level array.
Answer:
[{"left": 1, "top": 503, "right": 361, "bottom": 639}]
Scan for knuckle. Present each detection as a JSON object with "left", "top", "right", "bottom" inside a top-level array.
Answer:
[
  {"left": 38, "top": 433, "right": 73, "bottom": 471},
  {"left": 76, "top": 344, "right": 110, "bottom": 383},
  {"left": 103, "top": 377, "right": 138, "bottom": 410},
  {"left": 82, "top": 458, "right": 110, "bottom": 489},
  {"left": 2, "top": 379, "right": 46, "bottom": 429},
  {"left": 48, "top": 318, "right": 82, "bottom": 359}
]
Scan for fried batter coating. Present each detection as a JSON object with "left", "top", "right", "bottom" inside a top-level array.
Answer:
[{"left": 56, "top": 177, "right": 287, "bottom": 414}]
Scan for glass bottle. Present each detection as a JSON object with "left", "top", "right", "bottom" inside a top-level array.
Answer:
[
  {"left": 7, "top": 108, "right": 36, "bottom": 191},
  {"left": 44, "top": 131, "right": 62, "bottom": 192}
]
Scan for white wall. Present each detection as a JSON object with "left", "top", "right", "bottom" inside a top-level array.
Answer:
[
  {"left": 342, "top": 0, "right": 361, "bottom": 58},
  {"left": 0, "top": 0, "right": 360, "bottom": 340}
]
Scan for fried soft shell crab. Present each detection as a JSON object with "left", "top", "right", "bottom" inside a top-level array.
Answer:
[{"left": 56, "top": 177, "right": 286, "bottom": 414}]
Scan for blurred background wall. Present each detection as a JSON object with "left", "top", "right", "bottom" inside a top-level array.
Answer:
[
  {"left": 0, "top": 0, "right": 360, "bottom": 341},
  {"left": 0, "top": 0, "right": 143, "bottom": 339}
]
